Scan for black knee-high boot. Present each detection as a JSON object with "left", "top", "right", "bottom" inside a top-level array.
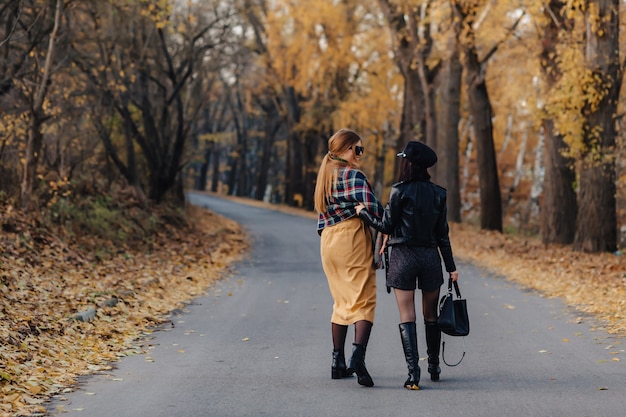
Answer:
[
  {"left": 347, "top": 344, "right": 374, "bottom": 387},
  {"left": 425, "top": 321, "right": 441, "bottom": 381},
  {"left": 399, "top": 322, "right": 420, "bottom": 390}
]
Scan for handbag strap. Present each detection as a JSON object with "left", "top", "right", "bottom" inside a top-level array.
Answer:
[
  {"left": 441, "top": 336, "right": 466, "bottom": 366},
  {"left": 442, "top": 277, "right": 467, "bottom": 366},
  {"left": 449, "top": 277, "right": 462, "bottom": 298}
]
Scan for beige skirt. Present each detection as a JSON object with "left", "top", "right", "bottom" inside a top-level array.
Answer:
[{"left": 320, "top": 217, "right": 376, "bottom": 325}]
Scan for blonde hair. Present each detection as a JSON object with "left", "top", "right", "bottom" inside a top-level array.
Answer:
[{"left": 314, "top": 128, "right": 362, "bottom": 214}]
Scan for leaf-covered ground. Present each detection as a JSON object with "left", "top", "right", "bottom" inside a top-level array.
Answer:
[
  {"left": 449, "top": 222, "right": 626, "bottom": 335},
  {"left": 1, "top": 194, "right": 624, "bottom": 416},
  {"left": 0, "top": 202, "right": 248, "bottom": 417}
]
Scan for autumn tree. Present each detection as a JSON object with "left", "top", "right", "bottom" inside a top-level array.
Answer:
[
  {"left": 0, "top": 0, "right": 65, "bottom": 209},
  {"left": 451, "top": 1, "right": 525, "bottom": 232},
  {"left": 435, "top": 9, "right": 463, "bottom": 222},
  {"left": 574, "top": 0, "right": 620, "bottom": 252},
  {"left": 377, "top": 0, "right": 427, "bottom": 155},
  {"left": 193, "top": 88, "right": 232, "bottom": 193},
  {"left": 537, "top": 0, "right": 578, "bottom": 244},
  {"left": 243, "top": 0, "right": 398, "bottom": 207},
  {"left": 20, "top": 0, "right": 64, "bottom": 210},
  {"left": 69, "top": 0, "right": 235, "bottom": 204}
]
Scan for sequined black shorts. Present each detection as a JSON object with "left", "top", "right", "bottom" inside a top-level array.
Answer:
[{"left": 386, "top": 245, "right": 443, "bottom": 292}]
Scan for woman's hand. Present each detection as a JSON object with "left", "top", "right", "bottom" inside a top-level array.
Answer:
[
  {"left": 356, "top": 203, "right": 366, "bottom": 214},
  {"left": 449, "top": 271, "right": 459, "bottom": 282},
  {"left": 379, "top": 234, "right": 388, "bottom": 256}
]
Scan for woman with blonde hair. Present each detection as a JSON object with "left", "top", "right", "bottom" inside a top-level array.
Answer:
[{"left": 315, "top": 128, "right": 383, "bottom": 387}]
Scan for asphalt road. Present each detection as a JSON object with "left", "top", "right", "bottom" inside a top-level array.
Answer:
[{"left": 47, "top": 192, "right": 625, "bottom": 417}]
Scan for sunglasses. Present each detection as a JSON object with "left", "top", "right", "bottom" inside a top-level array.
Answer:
[{"left": 352, "top": 145, "right": 365, "bottom": 156}]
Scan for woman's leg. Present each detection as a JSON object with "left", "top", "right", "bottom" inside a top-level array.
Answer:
[
  {"left": 394, "top": 288, "right": 416, "bottom": 323},
  {"left": 421, "top": 289, "right": 439, "bottom": 322},
  {"left": 353, "top": 320, "right": 372, "bottom": 347},
  {"left": 394, "top": 289, "right": 421, "bottom": 389},
  {"left": 332, "top": 322, "right": 348, "bottom": 351},
  {"left": 422, "top": 289, "right": 441, "bottom": 380},
  {"left": 348, "top": 320, "right": 374, "bottom": 387}
]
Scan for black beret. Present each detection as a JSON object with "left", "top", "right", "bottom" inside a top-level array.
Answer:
[{"left": 397, "top": 141, "right": 437, "bottom": 168}]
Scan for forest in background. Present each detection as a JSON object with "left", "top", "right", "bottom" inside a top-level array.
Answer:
[{"left": 1, "top": 0, "right": 625, "bottom": 253}]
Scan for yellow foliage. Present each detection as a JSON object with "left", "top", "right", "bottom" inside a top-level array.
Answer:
[
  {"left": 541, "top": 2, "right": 616, "bottom": 160},
  {"left": 258, "top": 0, "right": 400, "bottom": 136}
]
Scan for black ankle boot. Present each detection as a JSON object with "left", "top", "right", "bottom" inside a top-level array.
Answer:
[
  {"left": 331, "top": 349, "right": 352, "bottom": 379},
  {"left": 425, "top": 321, "right": 441, "bottom": 381},
  {"left": 399, "top": 322, "right": 420, "bottom": 390},
  {"left": 347, "top": 344, "right": 374, "bottom": 387}
]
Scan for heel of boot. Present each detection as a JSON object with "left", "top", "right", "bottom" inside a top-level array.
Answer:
[
  {"left": 425, "top": 321, "right": 441, "bottom": 382},
  {"left": 429, "top": 369, "right": 440, "bottom": 381},
  {"left": 348, "top": 344, "right": 374, "bottom": 387},
  {"left": 332, "top": 350, "right": 352, "bottom": 379},
  {"left": 357, "top": 372, "right": 374, "bottom": 387},
  {"left": 428, "top": 361, "right": 441, "bottom": 381}
]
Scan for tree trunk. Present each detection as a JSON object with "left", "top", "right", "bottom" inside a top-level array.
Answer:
[
  {"left": 399, "top": 68, "right": 425, "bottom": 146},
  {"left": 523, "top": 128, "right": 544, "bottom": 233},
  {"left": 284, "top": 86, "right": 304, "bottom": 206},
  {"left": 198, "top": 142, "right": 213, "bottom": 191},
  {"left": 20, "top": 0, "right": 62, "bottom": 210},
  {"left": 211, "top": 146, "right": 220, "bottom": 193},
  {"left": 377, "top": 0, "right": 425, "bottom": 165},
  {"left": 542, "top": 120, "right": 577, "bottom": 243},
  {"left": 464, "top": 52, "right": 502, "bottom": 232},
  {"left": 436, "top": 43, "right": 463, "bottom": 222},
  {"left": 574, "top": 0, "right": 620, "bottom": 252},
  {"left": 234, "top": 135, "right": 248, "bottom": 197},
  {"left": 254, "top": 105, "right": 280, "bottom": 201},
  {"left": 539, "top": 0, "right": 577, "bottom": 244},
  {"left": 413, "top": 3, "right": 439, "bottom": 157},
  {"left": 302, "top": 131, "right": 322, "bottom": 210},
  {"left": 21, "top": 113, "right": 44, "bottom": 209},
  {"left": 452, "top": 0, "right": 502, "bottom": 231}
]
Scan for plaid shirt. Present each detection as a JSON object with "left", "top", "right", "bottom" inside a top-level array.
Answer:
[{"left": 317, "top": 167, "right": 383, "bottom": 233}]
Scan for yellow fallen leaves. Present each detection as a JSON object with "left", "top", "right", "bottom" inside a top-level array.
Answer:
[
  {"left": 0, "top": 204, "right": 248, "bottom": 417},
  {"left": 450, "top": 223, "right": 626, "bottom": 335}
]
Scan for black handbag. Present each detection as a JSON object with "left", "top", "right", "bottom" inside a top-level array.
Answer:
[
  {"left": 437, "top": 277, "right": 469, "bottom": 366},
  {"left": 437, "top": 277, "right": 469, "bottom": 336}
]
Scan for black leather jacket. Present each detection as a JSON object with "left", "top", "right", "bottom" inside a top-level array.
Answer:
[{"left": 359, "top": 180, "right": 456, "bottom": 272}]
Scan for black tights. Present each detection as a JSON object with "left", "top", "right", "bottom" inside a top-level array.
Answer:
[
  {"left": 332, "top": 320, "right": 373, "bottom": 353},
  {"left": 394, "top": 288, "right": 440, "bottom": 323}
]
